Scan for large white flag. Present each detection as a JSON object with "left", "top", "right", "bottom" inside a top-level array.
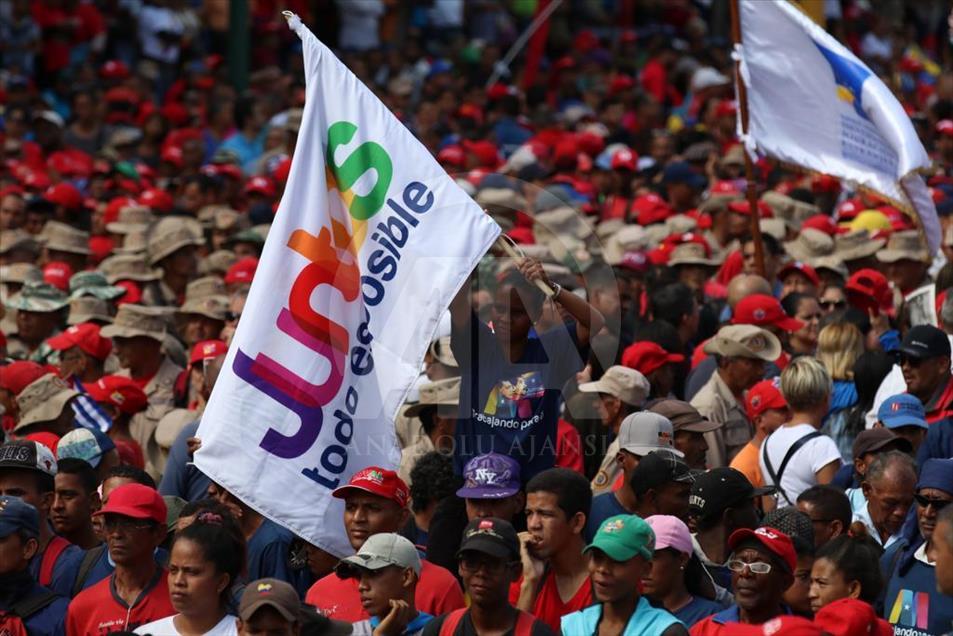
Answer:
[
  {"left": 738, "top": 0, "right": 940, "bottom": 252},
  {"left": 195, "top": 14, "right": 500, "bottom": 556}
]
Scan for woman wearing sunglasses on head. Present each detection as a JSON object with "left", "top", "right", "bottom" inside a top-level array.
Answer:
[{"left": 880, "top": 458, "right": 953, "bottom": 636}]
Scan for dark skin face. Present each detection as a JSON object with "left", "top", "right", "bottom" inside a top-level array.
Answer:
[
  {"left": 674, "top": 431, "right": 708, "bottom": 470},
  {"left": 730, "top": 546, "right": 793, "bottom": 615},
  {"left": 782, "top": 554, "right": 814, "bottom": 617},
  {"left": 0, "top": 532, "right": 37, "bottom": 576},
  {"left": 101, "top": 513, "right": 166, "bottom": 567},
  {"left": 457, "top": 550, "right": 521, "bottom": 608},
  {"left": 649, "top": 364, "right": 677, "bottom": 399},
  {"left": 885, "top": 259, "right": 928, "bottom": 293},
  {"left": 642, "top": 548, "right": 688, "bottom": 600},
  {"left": 237, "top": 605, "right": 299, "bottom": 636},
  {"left": 112, "top": 336, "right": 163, "bottom": 375},
  {"left": 183, "top": 314, "right": 225, "bottom": 347},
  {"left": 589, "top": 549, "right": 651, "bottom": 603},
  {"left": 722, "top": 357, "right": 766, "bottom": 394},
  {"left": 796, "top": 500, "right": 844, "bottom": 549},
  {"left": 466, "top": 493, "right": 525, "bottom": 522},
  {"left": 355, "top": 565, "right": 414, "bottom": 618},
  {"left": 901, "top": 354, "right": 950, "bottom": 404},
  {"left": 862, "top": 466, "right": 916, "bottom": 539},
  {"left": 304, "top": 543, "right": 339, "bottom": 578},
  {"left": 525, "top": 491, "right": 584, "bottom": 559},
  {"left": 916, "top": 487, "right": 953, "bottom": 544},
  {"left": 491, "top": 285, "right": 534, "bottom": 347},
  {"left": 162, "top": 245, "right": 199, "bottom": 279},
  {"left": 343, "top": 492, "right": 409, "bottom": 552},
  {"left": 51, "top": 472, "right": 99, "bottom": 537},
  {"left": 0, "top": 470, "right": 51, "bottom": 519},
  {"left": 16, "top": 310, "right": 61, "bottom": 347}
]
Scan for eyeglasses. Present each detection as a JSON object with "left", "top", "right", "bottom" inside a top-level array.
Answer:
[
  {"left": 914, "top": 494, "right": 953, "bottom": 511},
  {"left": 819, "top": 300, "right": 846, "bottom": 310},
  {"left": 727, "top": 559, "right": 773, "bottom": 574}
]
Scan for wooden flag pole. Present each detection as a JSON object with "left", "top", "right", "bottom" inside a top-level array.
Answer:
[{"left": 729, "top": 0, "right": 767, "bottom": 278}]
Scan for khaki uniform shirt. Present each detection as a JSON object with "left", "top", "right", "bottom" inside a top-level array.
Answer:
[
  {"left": 591, "top": 437, "right": 621, "bottom": 493},
  {"left": 121, "top": 356, "right": 183, "bottom": 480},
  {"left": 690, "top": 371, "right": 753, "bottom": 468}
]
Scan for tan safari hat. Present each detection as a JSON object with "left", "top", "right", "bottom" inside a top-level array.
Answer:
[
  {"left": 578, "top": 365, "right": 650, "bottom": 407},
  {"left": 875, "top": 230, "right": 930, "bottom": 264},
  {"left": 703, "top": 324, "right": 782, "bottom": 361},
  {"left": 41, "top": 221, "right": 90, "bottom": 255},
  {"left": 404, "top": 377, "right": 461, "bottom": 418},
  {"left": 15, "top": 374, "right": 79, "bottom": 432},
  {"left": 100, "top": 304, "right": 168, "bottom": 342}
]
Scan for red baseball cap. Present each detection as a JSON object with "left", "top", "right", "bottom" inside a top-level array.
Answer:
[
  {"left": 836, "top": 198, "right": 863, "bottom": 222},
  {"left": 100, "top": 60, "right": 130, "bottom": 80},
  {"left": 42, "top": 261, "right": 73, "bottom": 292},
  {"left": 104, "top": 196, "right": 136, "bottom": 225},
  {"left": 190, "top": 339, "right": 228, "bottom": 365},
  {"left": 94, "top": 483, "right": 166, "bottom": 524},
  {"left": 813, "top": 598, "right": 893, "bottom": 636},
  {"left": 732, "top": 294, "right": 805, "bottom": 332},
  {"left": 273, "top": 157, "right": 292, "bottom": 183},
  {"left": 800, "top": 214, "right": 839, "bottom": 236},
  {"left": 331, "top": 467, "right": 409, "bottom": 508},
  {"left": 224, "top": 257, "right": 258, "bottom": 285},
  {"left": 845, "top": 269, "right": 893, "bottom": 316},
  {"left": 85, "top": 375, "right": 148, "bottom": 415},
  {"left": 24, "top": 432, "right": 60, "bottom": 455},
  {"left": 47, "top": 323, "right": 113, "bottom": 361},
  {"left": 244, "top": 176, "right": 276, "bottom": 198},
  {"left": 437, "top": 145, "right": 465, "bottom": 168},
  {"left": 139, "top": 188, "right": 174, "bottom": 213},
  {"left": 709, "top": 180, "right": 742, "bottom": 197},
  {"left": 778, "top": 261, "right": 820, "bottom": 287},
  {"left": 88, "top": 236, "right": 115, "bottom": 264},
  {"left": 714, "top": 99, "right": 738, "bottom": 118},
  {"left": 113, "top": 280, "right": 142, "bottom": 305},
  {"left": 936, "top": 119, "right": 953, "bottom": 137},
  {"left": 461, "top": 140, "right": 502, "bottom": 170},
  {"left": 745, "top": 378, "right": 788, "bottom": 421},
  {"left": 22, "top": 171, "right": 51, "bottom": 192},
  {"left": 621, "top": 341, "right": 685, "bottom": 376},
  {"left": 160, "top": 145, "right": 184, "bottom": 167},
  {"left": 610, "top": 148, "right": 638, "bottom": 171},
  {"left": 0, "top": 361, "right": 47, "bottom": 395},
  {"left": 728, "top": 526, "right": 797, "bottom": 573},
  {"left": 728, "top": 200, "right": 773, "bottom": 218},
  {"left": 44, "top": 183, "right": 83, "bottom": 209},
  {"left": 633, "top": 194, "right": 673, "bottom": 226}
]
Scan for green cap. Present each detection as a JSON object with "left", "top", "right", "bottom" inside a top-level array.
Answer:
[{"left": 584, "top": 514, "right": 655, "bottom": 562}]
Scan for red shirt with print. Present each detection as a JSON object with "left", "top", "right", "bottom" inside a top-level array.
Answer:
[{"left": 66, "top": 569, "right": 174, "bottom": 635}]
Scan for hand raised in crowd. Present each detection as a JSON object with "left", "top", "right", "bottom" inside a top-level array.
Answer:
[
  {"left": 517, "top": 530, "right": 546, "bottom": 583},
  {"left": 373, "top": 599, "right": 415, "bottom": 636}
]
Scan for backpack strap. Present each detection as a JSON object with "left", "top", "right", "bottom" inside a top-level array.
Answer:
[
  {"left": 762, "top": 431, "right": 823, "bottom": 505},
  {"left": 513, "top": 610, "right": 536, "bottom": 636},
  {"left": 39, "top": 536, "right": 70, "bottom": 588},
  {"left": 438, "top": 608, "right": 468, "bottom": 636},
  {"left": 71, "top": 544, "right": 106, "bottom": 597},
  {"left": 10, "top": 590, "right": 59, "bottom": 619}
]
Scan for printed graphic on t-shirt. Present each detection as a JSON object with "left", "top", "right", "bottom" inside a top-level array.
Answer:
[
  {"left": 888, "top": 588, "right": 930, "bottom": 636},
  {"left": 483, "top": 371, "right": 545, "bottom": 417}
]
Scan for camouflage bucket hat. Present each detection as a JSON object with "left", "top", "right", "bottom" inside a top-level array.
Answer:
[
  {"left": 68, "top": 271, "right": 126, "bottom": 300},
  {"left": 3, "top": 282, "right": 69, "bottom": 313}
]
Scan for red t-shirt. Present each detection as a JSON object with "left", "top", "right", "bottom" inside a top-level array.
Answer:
[
  {"left": 66, "top": 569, "right": 175, "bottom": 635},
  {"left": 555, "top": 419, "right": 584, "bottom": 474},
  {"left": 305, "top": 559, "right": 465, "bottom": 621},
  {"left": 508, "top": 570, "right": 593, "bottom": 634}
]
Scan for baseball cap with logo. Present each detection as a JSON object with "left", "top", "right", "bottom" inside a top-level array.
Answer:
[
  {"left": 732, "top": 295, "right": 804, "bottom": 332},
  {"left": 877, "top": 394, "right": 927, "bottom": 430},
  {"left": 649, "top": 399, "right": 722, "bottom": 433},
  {"left": 745, "top": 378, "right": 788, "bottom": 421},
  {"left": 777, "top": 262, "right": 820, "bottom": 287},
  {"left": 899, "top": 325, "right": 951, "bottom": 360},
  {"left": 690, "top": 467, "right": 772, "bottom": 521},
  {"left": 57, "top": 427, "right": 117, "bottom": 468},
  {"left": 617, "top": 412, "right": 684, "bottom": 458},
  {"left": 47, "top": 323, "right": 113, "bottom": 360},
  {"left": 585, "top": 514, "right": 655, "bottom": 561},
  {"left": 189, "top": 339, "right": 228, "bottom": 365},
  {"left": 85, "top": 375, "right": 149, "bottom": 415},
  {"left": 456, "top": 453, "right": 521, "bottom": 499},
  {"left": 239, "top": 579, "right": 303, "bottom": 623},
  {"left": 457, "top": 517, "right": 520, "bottom": 560},
  {"left": 331, "top": 467, "right": 409, "bottom": 508},
  {"left": 0, "top": 441, "right": 57, "bottom": 477},
  {"left": 620, "top": 342, "right": 685, "bottom": 377},
  {"left": 0, "top": 362, "right": 47, "bottom": 396},
  {"left": 0, "top": 496, "right": 39, "bottom": 539},
  {"left": 703, "top": 324, "right": 782, "bottom": 361},
  {"left": 728, "top": 526, "right": 798, "bottom": 573},
  {"left": 578, "top": 365, "right": 650, "bottom": 407},
  {"left": 335, "top": 532, "right": 421, "bottom": 577}
]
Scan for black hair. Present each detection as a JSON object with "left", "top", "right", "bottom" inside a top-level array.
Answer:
[
  {"left": 173, "top": 511, "right": 246, "bottom": 607},
  {"left": 780, "top": 292, "right": 811, "bottom": 317},
  {"left": 233, "top": 95, "right": 257, "bottom": 131},
  {"left": 104, "top": 465, "right": 156, "bottom": 489},
  {"left": 852, "top": 351, "right": 895, "bottom": 411},
  {"left": 743, "top": 233, "right": 783, "bottom": 257},
  {"left": 650, "top": 283, "right": 695, "bottom": 328},
  {"left": 815, "top": 530, "right": 884, "bottom": 604},
  {"left": 496, "top": 267, "right": 545, "bottom": 317},
  {"left": 409, "top": 452, "right": 461, "bottom": 514},
  {"left": 179, "top": 498, "right": 236, "bottom": 522},
  {"left": 633, "top": 321, "right": 682, "bottom": 356},
  {"left": 796, "top": 485, "right": 852, "bottom": 533},
  {"left": 525, "top": 468, "right": 592, "bottom": 522},
  {"left": 56, "top": 458, "right": 98, "bottom": 494}
]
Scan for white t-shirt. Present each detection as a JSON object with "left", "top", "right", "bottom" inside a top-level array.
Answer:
[
  {"left": 758, "top": 424, "right": 842, "bottom": 505},
  {"left": 135, "top": 614, "right": 238, "bottom": 636}
]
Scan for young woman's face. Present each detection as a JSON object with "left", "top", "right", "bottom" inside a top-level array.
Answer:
[
  {"left": 808, "top": 556, "right": 856, "bottom": 613},
  {"left": 168, "top": 537, "right": 229, "bottom": 616},
  {"left": 641, "top": 549, "right": 683, "bottom": 600},
  {"left": 791, "top": 297, "right": 822, "bottom": 353}
]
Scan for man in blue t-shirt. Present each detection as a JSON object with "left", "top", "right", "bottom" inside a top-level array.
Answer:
[{"left": 449, "top": 258, "right": 603, "bottom": 481}]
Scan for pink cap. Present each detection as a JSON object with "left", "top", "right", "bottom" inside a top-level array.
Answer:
[{"left": 644, "top": 515, "right": 693, "bottom": 556}]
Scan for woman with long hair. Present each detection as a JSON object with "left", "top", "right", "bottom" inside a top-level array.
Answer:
[
  {"left": 135, "top": 511, "right": 246, "bottom": 635},
  {"left": 816, "top": 322, "right": 865, "bottom": 462}
]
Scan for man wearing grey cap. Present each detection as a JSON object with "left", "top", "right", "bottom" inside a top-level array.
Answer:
[{"left": 336, "top": 533, "right": 433, "bottom": 635}]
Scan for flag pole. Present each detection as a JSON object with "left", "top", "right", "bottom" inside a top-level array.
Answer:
[{"left": 729, "top": 0, "right": 766, "bottom": 278}]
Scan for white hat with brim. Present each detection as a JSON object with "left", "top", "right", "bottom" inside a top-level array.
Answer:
[
  {"left": 668, "top": 242, "right": 721, "bottom": 268},
  {"left": 404, "top": 377, "right": 461, "bottom": 418}
]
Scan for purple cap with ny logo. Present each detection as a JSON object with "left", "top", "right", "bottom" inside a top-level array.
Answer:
[{"left": 456, "top": 453, "right": 521, "bottom": 500}]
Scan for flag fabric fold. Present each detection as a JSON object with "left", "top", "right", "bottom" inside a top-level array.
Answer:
[
  {"left": 195, "top": 13, "right": 500, "bottom": 557},
  {"left": 737, "top": 0, "right": 940, "bottom": 252}
]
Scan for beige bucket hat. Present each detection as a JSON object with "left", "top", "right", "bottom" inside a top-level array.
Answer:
[
  {"left": 578, "top": 365, "right": 650, "bottom": 407},
  {"left": 784, "top": 228, "right": 834, "bottom": 261},
  {"left": 147, "top": 217, "right": 204, "bottom": 265},
  {"left": 604, "top": 225, "right": 649, "bottom": 265},
  {"left": 199, "top": 250, "right": 238, "bottom": 276},
  {"left": 0, "top": 230, "right": 41, "bottom": 257},
  {"left": 428, "top": 336, "right": 458, "bottom": 369},
  {"left": 177, "top": 295, "right": 228, "bottom": 321},
  {"left": 99, "top": 253, "right": 161, "bottom": 283},
  {"left": 703, "top": 324, "right": 782, "bottom": 361},
  {"left": 185, "top": 276, "right": 226, "bottom": 302},
  {"left": 810, "top": 255, "right": 849, "bottom": 281},
  {"left": 668, "top": 242, "right": 720, "bottom": 268},
  {"left": 100, "top": 304, "right": 168, "bottom": 341},
  {"left": 15, "top": 374, "right": 78, "bottom": 432},
  {"left": 835, "top": 229, "right": 886, "bottom": 262},
  {"left": 41, "top": 221, "right": 90, "bottom": 255},
  {"left": 67, "top": 296, "right": 114, "bottom": 325},
  {"left": 106, "top": 205, "right": 154, "bottom": 235},
  {"left": 875, "top": 230, "right": 930, "bottom": 264},
  {"left": 404, "top": 377, "right": 461, "bottom": 418},
  {"left": 114, "top": 228, "right": 149, "bottom": 255}
]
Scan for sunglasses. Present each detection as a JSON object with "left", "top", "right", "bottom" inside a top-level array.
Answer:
[
  {"left": 899, "top": 354, "right": 927, "bottom": 368},
  {"left": 819, "top": 300, "right": 846, "bottom": 310},
  {"left": 914, "top": 494, "right": 953, "bottom": 510}
]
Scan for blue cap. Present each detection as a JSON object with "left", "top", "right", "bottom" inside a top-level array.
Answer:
[
  {"left": 877, "top": 394, "right": 928, "bottom": 430},
  {"left": 0, "top": 496, "right": 39, "bottom": 539},
  {"left": 917, "top": 459, "right": 953, "bottom": 494},
  {"left": 661, "top": 162, "right": 707, "bottom": 189}
]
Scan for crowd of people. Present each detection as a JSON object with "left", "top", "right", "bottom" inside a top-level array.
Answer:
[{"left": 2, "top": 0, "right": 953, "bottom": 634}]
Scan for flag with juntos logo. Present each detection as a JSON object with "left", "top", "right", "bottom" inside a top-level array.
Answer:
[
  {"left": 737, "top": 0, "right": 940, "bottom": 252},
  {"left": 195, "top": 14, "right": 500, "bottom": 556}
]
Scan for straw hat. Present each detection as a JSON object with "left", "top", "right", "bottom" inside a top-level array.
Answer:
[
  {"left": 876, "top": 230, "right": 930, "bottom": 264},
  {"left": 68, "top": 271, "right": 125, "bottom": 300},
  {"left": 784, "top": 228, "right": 834, "bottom": 261},
  {"left": 199, "top": 250, "right": 238, "bottom": 276},
  {"left": 668, "top": 242, "right": 720, "bottom": 267},
  {"left": 15, "top": 374, "right": 78, "bottom": 431},
  {"left": 106, "top": 205, "right": 154, "bottom": 234},
  {"left": 100, "top": 304, "right": 168, "bottom": 341},
  {"left": 67, "top": 297, "right": 114, "bottom": 325},
  {"left": 99, "top": 253, "right": 161, "bottom": 283},
  {"left": 147, "top": 217, "right": 204, "bottom": 265},
  {"left": 404, "top": 377, "right": 461, "bottom": 418},
  {"left": 41, "top": 221, "right": 90, "bottom": 255},
  {"left": 834, "top": 229, "right": 886, "bottom": 262},
  {"left": 703, "top": 324, "right": 782, "bottom": 361},
  {"left": 114, "top": 228, "right": 148, "bottom": 255},
  {"left": 185, "top": 276, "right": 226, "bottom": 301},
  {"left": 0, "top": 230, "right": 40, "bottom": 257},
  {"left": 4, "top": 282, "right": 69, "bottom": 313},
  {"left": 177, "top": 295, "right": 228, "bottom": 321}
]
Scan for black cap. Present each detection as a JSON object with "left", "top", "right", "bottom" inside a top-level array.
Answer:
[
  {"left": 690, "top": 467, "right": 772, "bottom": 520},
  {"left": 900, "top": 325, "right": 951, "bottom": 360},
  {"left": 631, "top": 450, "right": 695, "bottom": 493},
  {"left": 457, "top": 517, "right": 520, "bottom": 561}
]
